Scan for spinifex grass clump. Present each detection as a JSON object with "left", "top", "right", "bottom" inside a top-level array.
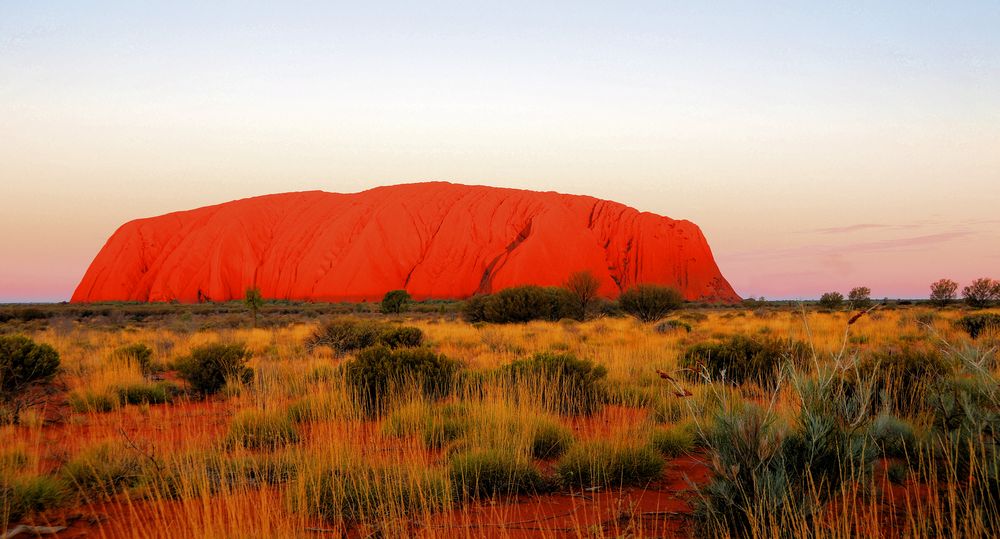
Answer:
[
  {"left": 498, "top": 352, "right": 607, "bottom": 416},
  {"left": 694, "top": 369, "right": 878, "bottom": 537},
  {"left": 383, "top": 401, "right": 470, "bottom": 450},
  {"left": 61, "top": 443, "right": 143, "bottom": 500},
  {"left": 954, "top": 313, "right": 1000, "bottom": 339},
  {"left": 449, "top": 449, "right": 550, "bottom": 498},
  {"left": 225, "top": 409, "right": 299, "bottom": 450},
  {"left": 0, "top": 475, "right": 66, "bottom": 529},
  {"left": 177, "top": 342, "right": 253, "bottom": 397},
  {"left": 343, "top": 345, "right": 460, "bottom": 416},
  {"left": 856, "top": 346, "right": 952, "bottom": 415},
  {"left": 306, "top": 318, "right": 423, "bottom": 354},
  {"left": 556, "top": 440, "right": 664, "bottom": 488},
  {"left": 680, "top": 334, "right": 809, "bottom": 386},
  {"left": 293, "top": 463, "right": 452, "bottom": 527},
  {"left": 111, "top": 343, "right": 154, "bottom": 376},
  {"left": 650, "top": 423, "right": 696, "bottom": 457},
  {"left": 530, "top": 417, "right": 574, "bottom": 459}
]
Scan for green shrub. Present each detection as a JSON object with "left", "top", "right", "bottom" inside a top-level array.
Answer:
[
  {"left": 650, "top": 425, "right": 696, "bottom": 457},
  {"left": 449, "top": 449, "right": 549, "bottom": 498},
  {"left": 422, "top": 406, "right": 469, "bottom": 450},
  {"left": 112, "top": 343, "right": 154, "bottom": 376},
  {"left": 343, "top": 346, "right": 460, "bottom": 416},
  {"left": 226, "top": 410, "right": 299, "bottom": 450},
  {"left": 1, "top": 475, "right": 66, "bottom": 527},
  {"left": 68, "top": 390, "right": 118, "bottom": 413},
  {"left": 870, "top": 414, "right": 917, "bottom": 458},
  {"left": 530, "top": 419, "right": 574, "bottom": 460},
  {"left": 378, "top": 326, "right": 425, "bottom": 349},
  {"left": 680, "top": 335, "right": 809, "bottom": 386},
  {"left": 856, "top": 346, "right": 952, "bottom": 415},
  {"left": 306, "top": 319, "right": 424, "bottom": 354},
  {"left": 380, "top": 290, "right": 411, "bottom": 314},
  {"left": 177, "top": 343, "right": 253, "bottom": 397},
  {"left": 462, "top": 286, "right": 576, "bottom": 324},
  {"left": 61, "top": 443, "right": 142, "bottom": 498},
  {"left": 115, "top": 381, "right": 177, "bottom": 405},
  {"left": 499, "top": 353, "right": 607, "bottom": 416},
  {"left": 955, "top": 313, "right": 1000, "bottom": 339},
  {"left": 556, "top": 441, "right": 664, "bottom": 488},
  {"left": 618, "top": 284, "right": 684, "bottom": 323},
  {"left": 0, "top": 335, "right": 60, "bottom": 422}
]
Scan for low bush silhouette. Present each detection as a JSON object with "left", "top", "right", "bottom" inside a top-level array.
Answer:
[
  {"left": 955, "top": 313, "right": 1000, "bottom": 339},
  {"left": 618, "top": 284, "right": 683, "bottom": 323},
  {"left": 461, "top": 286, "right": 576, "bottom": 323}
]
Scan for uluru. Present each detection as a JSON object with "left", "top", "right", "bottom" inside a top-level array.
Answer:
[{"left": 71, "top": 182, "right": 739, "bottom": 303}]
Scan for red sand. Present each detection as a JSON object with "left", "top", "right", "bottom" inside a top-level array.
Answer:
[{"left": 71, "top": 182, "right": 739, "bottom": 303}]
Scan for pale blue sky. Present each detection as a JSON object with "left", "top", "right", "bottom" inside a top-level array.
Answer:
[{"left": 2, "top": 1, "right": 999, "bottom": 301}]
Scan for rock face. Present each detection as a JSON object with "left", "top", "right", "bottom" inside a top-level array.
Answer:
[{"left": 72, "top": 182, "right": 739, "bottom": 303}]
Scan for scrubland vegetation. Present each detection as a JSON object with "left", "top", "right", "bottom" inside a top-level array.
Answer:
[{"left": 1, "top": 294, "right": 999, "bottom": 537}]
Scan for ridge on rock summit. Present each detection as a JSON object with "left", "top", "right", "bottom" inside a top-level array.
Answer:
[{"left": 72, "top": 182, "right": 740, "bottom": 303}]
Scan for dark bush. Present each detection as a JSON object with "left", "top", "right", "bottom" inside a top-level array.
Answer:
[
  {"left": 306, "top": 319, "right": 424, "bottom": 354},
  {"left": 680, "top": 335, "right": 809, "bottom": 386},
  {"left": 461, "top": 286, "right": 576, "bottom": 324},
  {"left": 618, "top": 284, "right": 684, "bottom": 323},
  {"left": 177, "top": 343, "right": 253, "bottom": 397},
  {"left": 818, "top": 292, "right": 844, "bottom": 310},
  {"left": 499, "top": 353, "right": 607, "bottom": 416},
  {"left": 0, "top": 335, "right": 60, "bottom": 422},
  {"left": 380, "top": 289, "right": 411, "bottom": 314},
  {"left": 343, "top": 346, "right": 460, "bottom": 415},
  {"left": 955, "top": 313, "right": 1000, "bottom": 339}
]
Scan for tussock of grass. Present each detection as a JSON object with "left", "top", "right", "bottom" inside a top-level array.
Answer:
[
  {"left": 556, "top": 441, "right": 664, "bottom": 488},
  {"left": 449, "top": 449, "right": 550, "bottom": 498},
  {"left": 225, "top": 409, "right": 299, "bottom": 450}
]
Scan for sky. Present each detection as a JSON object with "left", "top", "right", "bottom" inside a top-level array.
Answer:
[{"left": 2, "top": 1, "right": 998, "bottom": 302}]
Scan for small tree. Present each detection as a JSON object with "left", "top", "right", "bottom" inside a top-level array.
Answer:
[
  {"left": 0, "top": 335, "right": 60, "bottom": 423},
  {"left": 380, "top": 290, "right": 411, "bottom": 314},
  {"left": 963, "top": 278, "right": 1000, "bottom": 308},
  {"left": 818, "top": 292, "right": 844, "bottom": 310},
  {"left": 929, "top": 279, "right": 958, "bottom": 307},
  {"left": 564, "top": 271, "right": 601, "bottom": 321},
  {"left": 848, "top": 287, "right": 872, "bottom": 310},
  {"left": 244, "top": 287, "right": 264, "bottom": 328},
  {"left": 618, "top": 284, "right": 683, "bottom": 323}
]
